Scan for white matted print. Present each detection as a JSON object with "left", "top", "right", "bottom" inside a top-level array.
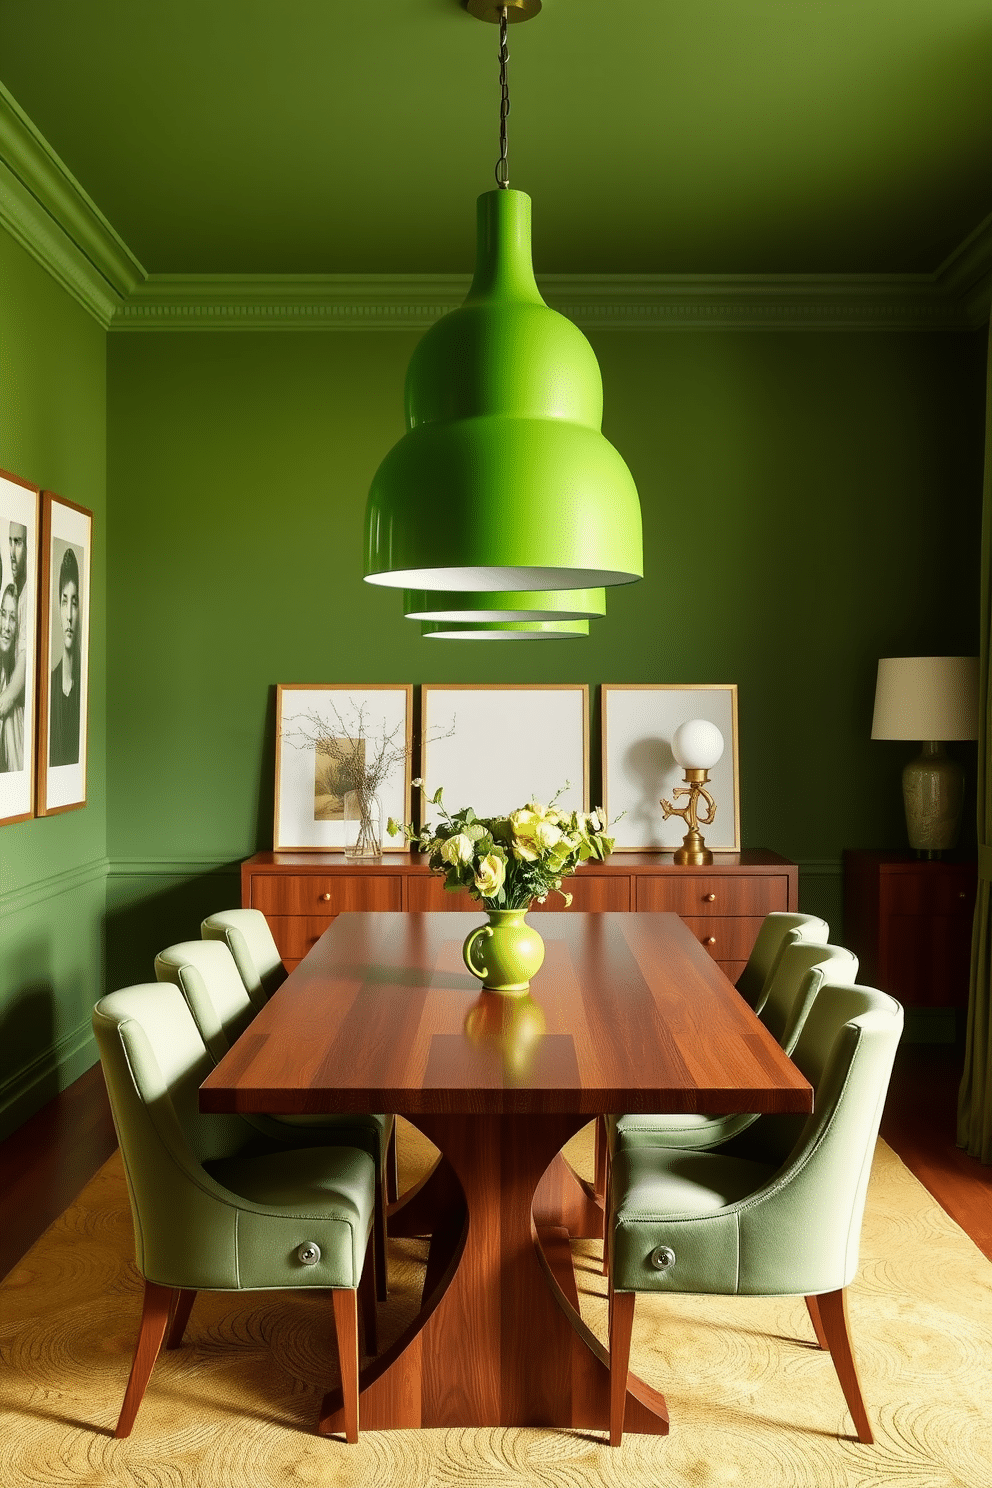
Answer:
[
  {"left": 0, "top": 469, "right": 40, "bottom": 824},
  {"left": 421, "top": 685, "right": 589, "bottom": 826},
  {"left": 274, "top": 684, "right": 413, "bottom": 851},
  {"left": 602, "top": 684, "right": 740, "bottom": 851},
  {"left": 37, "top": 493, "right": 93, "bottom": 816}
]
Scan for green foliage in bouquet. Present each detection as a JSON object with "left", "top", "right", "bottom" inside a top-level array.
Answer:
[{"left": 388, "top": 782, "right": 616, "bottom": 910}]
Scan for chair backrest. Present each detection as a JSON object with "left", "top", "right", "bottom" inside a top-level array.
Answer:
[
  {"left": 734, "top": 982, "right": 903, "bottom": 1295},
  {"left": 93, "top": 984, "right": 256, "bottom": 1279},
  {"left": 155, "top": 939, "right": 255, "bottom": 1061},
  {"left": 735, "top": 911, "right": 830, "bottom": 1008},
  {"left": 756, "top": 940, "right": 859, "bottom": 1049},
  {"left": 201, "top": 908, "right": 285, "bottom": 1004}
]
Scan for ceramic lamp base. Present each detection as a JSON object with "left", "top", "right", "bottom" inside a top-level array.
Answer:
[{"left": 902, "top": 741, "right": 964, "bottom": 856}]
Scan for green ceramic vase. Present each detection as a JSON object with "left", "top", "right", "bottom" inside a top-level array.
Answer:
[{"left": 463, "top": 908, "right": 545, "bottom": 996}]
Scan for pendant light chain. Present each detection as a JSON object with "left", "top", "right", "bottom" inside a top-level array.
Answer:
[{"left": 495, "top": 7, "right": 510, "bottom": 188}]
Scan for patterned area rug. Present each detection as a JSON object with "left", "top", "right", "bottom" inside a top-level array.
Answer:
[{"left": 1, "top": 1122, "right": 990, "bottom": 1488}]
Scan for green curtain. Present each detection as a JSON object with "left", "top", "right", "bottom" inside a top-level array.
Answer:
[{"left": 958, "top": 321, "right": 992, "bottom": 1163}]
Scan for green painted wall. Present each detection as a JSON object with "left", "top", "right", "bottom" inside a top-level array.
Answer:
[
  {"left": 105, "top": 324, "right": 985, "bottom": 986},
  {"left": 0, "top": 230, "right": 107, "bottom": 1138}
]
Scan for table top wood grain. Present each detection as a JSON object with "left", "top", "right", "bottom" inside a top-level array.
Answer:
[{"left": 200, "top": 912, "right": 813, "bottom": 1118}]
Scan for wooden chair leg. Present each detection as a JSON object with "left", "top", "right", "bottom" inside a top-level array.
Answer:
[
  {"left": 359, "top": 1237, "right": 378, "bottom": 1357},
  {"left": 815, "top": 1288, "right": 874, "bottom": 1444},
  {"left": 166, "top": 1289, "right": 196, "bottom": 1349},
  {"left": 608, "top": 1284, "right": 636, "bottom": 1447},
  {"left": 115, "top": 1280, "right": 175, "bottom": 1438},
  {"left": 594, "top": 1115, "right": 607, "bottom": 1200},
  {"left": 805, "top": 1294, "right": 829, "bottom": 1350},
  {"left": 601, "top": 1160, "right": 612, "bottom": 1275},
  {"left": 373, "top": 1175, "right": 389, "bottom": 1301},
  {"left": 385, "top": 1120, "right": 399, "bottom": 1204},
  {"left": 331, "top": 1289, "right": 360, "bottom": 1444}
]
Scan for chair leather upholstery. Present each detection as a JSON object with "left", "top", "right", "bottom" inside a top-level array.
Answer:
[
  {"left": 608, "top": 940, "right": 858, "bottom": 1154},
  {"left": 92, "top": 984, "right": 375, "bottom": 1292},
  {"left": 735, "top": 911, "right": 830, "bottom": 1009},
  {"left": 201, "top": 908, "right": 287, "bottom": 1003},
  {"left": 608, "top": 983, "right": 903, "bottom": 1297}
]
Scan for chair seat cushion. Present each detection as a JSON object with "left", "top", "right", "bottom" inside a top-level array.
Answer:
[
  {"left": 614, "top": 1146, "right": 775, "bottom": 1221},
  {"left": 205, "top": 1145, "right": 376, "bottom": 1289},
  {"left": 608, "top": 1111, "right": 752, "bottom": 1152},
  {"left": 610, "top": 1146, "right": 777, "bottom": 1295}
]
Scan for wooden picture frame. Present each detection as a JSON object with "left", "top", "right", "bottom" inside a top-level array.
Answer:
[
  {"left": 0, "top": 469, "right": 41, "bottom": 825},
  {"left": 274, "top": 684, "right": 414, "bottom": 851},
  {"left": 420, "top": 684, "right": 589, "bottom": 825},
  {"left": 602, "top": 683, "right": 740, "bottom": 851},
  {"left": 36, "top": 493, "right": 93, "bottom": 816}
]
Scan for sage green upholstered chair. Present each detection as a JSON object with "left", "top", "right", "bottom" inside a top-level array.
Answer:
[
  {"left": 154, "top": 939, "right": 393, "bottom": 1300},
  {"left": 607, "top": 940, "right": 859, "bottom": 1158},
  {"left": 93, "top": 984, "right": 377, "bottom": 1442},
  {"left": 201, "top": 907, "right": 286, "bottom": 1003},
  {"left": 735, "top": 911, "right": 830, "bottom": 1009},
  {"left": 605, "top": 982, "right": 903, "bottom": 1446}
]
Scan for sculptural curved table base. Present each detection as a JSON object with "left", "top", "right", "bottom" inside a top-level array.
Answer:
[{"left": 318, "top": 1113, "right": 669, "bottom": 1436}]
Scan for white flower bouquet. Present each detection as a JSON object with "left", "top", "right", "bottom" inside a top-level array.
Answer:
[{"left": 388, "top": 782, "right": 616, "bottom": 910}]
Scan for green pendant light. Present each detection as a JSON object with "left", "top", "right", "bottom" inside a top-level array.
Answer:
[
  {"left": 422, "top": 618, "right": 590, "bottom": 640},
  {"left": 364, "top": 4, "right": 642, "bottom": 596},
  {"left": 405, "top": 587, "right": 607, "bottom": 622}
]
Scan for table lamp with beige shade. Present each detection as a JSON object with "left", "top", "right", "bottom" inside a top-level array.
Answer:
[{"left": 871, "top": 656, "right": 979, "bottom": 856}]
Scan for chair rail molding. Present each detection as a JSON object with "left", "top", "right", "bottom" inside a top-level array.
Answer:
[{"left": 0, "top": 855, "right": 110, "bottom": 918}]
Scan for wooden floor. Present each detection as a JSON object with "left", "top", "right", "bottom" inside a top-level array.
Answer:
[{"left": 2, "top": 1040, "right": 992, "bottom": 1281}]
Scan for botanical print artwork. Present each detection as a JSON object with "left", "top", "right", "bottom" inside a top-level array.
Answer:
[{"left": 314, "top": 736, "right": 365, "bottom": 821}]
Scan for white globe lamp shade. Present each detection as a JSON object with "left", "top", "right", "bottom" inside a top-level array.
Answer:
[{"left": 672, "top": 719, "right": 725, "bottom": 772}]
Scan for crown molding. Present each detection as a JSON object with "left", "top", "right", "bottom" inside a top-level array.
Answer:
[
  {"left": 1, "top": 77, "right": 988, "bottom": 334},
  {"left": 933, "top": 211, "right": 992, "bottom": 327},
  {"left": 0, "top": 83, "right": 145, "bottom": 328},
  {"left": 110, "top": 268, "right": 980, "bottom": 332}
]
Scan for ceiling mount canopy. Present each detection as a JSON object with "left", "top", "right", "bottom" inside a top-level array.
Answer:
[{"left": 363, "top": 4, "right": 643, "bottom": 602}]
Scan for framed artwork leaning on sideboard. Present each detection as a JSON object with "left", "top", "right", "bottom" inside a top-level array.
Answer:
[{"left": 602, "top": 683, "right": 740, "bottom": 852}]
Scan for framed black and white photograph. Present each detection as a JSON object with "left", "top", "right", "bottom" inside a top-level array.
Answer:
[
  {"left": 274, "top": 684, "right": 413, "bottom": 851},
  {"left": 602, "top": 683, "right": 740, "bottom": 851},
  {"left": 421, "top": 684, "right": 589, "bottom": 826},
  {"left": 0, "top": 468, "right": 41, "bottom": 825},
  {"left": 37, "top": 493, "right": 93, "bottom": 816}
]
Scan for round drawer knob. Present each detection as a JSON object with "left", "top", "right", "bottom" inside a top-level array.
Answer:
[
  {"left": 650, "top": 1245, "right": 676, "bottom": 1271},
  {"left": 959, "top": 892, "right": 966, "bottom": 900},
  {"left": 704, "top": 893, "right": 716, "bottom": 902},
  {"left": 296, "top": 1243, "right": 321, "bottom": 1266},
  {"left": 320, "top": 892, "right": 332, "bottom": 902},
  {"left": 704, "top": 936, "right": 717, "bottom": 946}
]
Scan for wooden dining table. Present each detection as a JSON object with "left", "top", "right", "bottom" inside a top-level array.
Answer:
[{"left": 200, "top": 910, "right": 813, "bottom": 1438}]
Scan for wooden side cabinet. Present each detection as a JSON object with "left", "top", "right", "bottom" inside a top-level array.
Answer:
[
  {"left": 242, "top": 849, "right": 798, "bottom": 980},
  {"left": 843, "top": 849, "right": 977, "bottom": 1008}
]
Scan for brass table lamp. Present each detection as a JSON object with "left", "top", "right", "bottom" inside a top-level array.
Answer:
[{"left": 661, "top": 719, "right": 725, "bottom": 866}]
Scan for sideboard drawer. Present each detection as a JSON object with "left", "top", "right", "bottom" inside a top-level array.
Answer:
[
  {"left": 681, "top": 916, "right": 767, "bottom": 963},
  {"left": 265, "top": 916, "right": 337, "bottom": 961},
  {"left": 404, "top": 872, "right": 632, "bottom": 913},
  {"left": 405, "top": 877, "right": 475, "bottom": 912},
  {"left": 636, "top": 874, "right": 790, "bottom": 916},
  {"left": 250, "top": 873, "right": 404, "bottom": 916}
]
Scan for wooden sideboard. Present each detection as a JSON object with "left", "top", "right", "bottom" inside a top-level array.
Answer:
[
  {"left": 843, "top": 849, "right": 977, "bottom": 1008},
  {"left": 242, "top": 849, "right": 798, "bottom": 981}
]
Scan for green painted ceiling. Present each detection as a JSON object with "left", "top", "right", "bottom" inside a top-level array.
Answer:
[{"left": 1, "top": 0, "right": 990, "bottom": 276}]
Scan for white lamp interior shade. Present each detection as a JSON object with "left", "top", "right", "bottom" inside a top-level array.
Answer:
[
  {"left": 871, "top": 656, "right": 979, "bottom": 741},
  {"left": 671, "top": 718, "right": 725, "bottom": 771}
]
